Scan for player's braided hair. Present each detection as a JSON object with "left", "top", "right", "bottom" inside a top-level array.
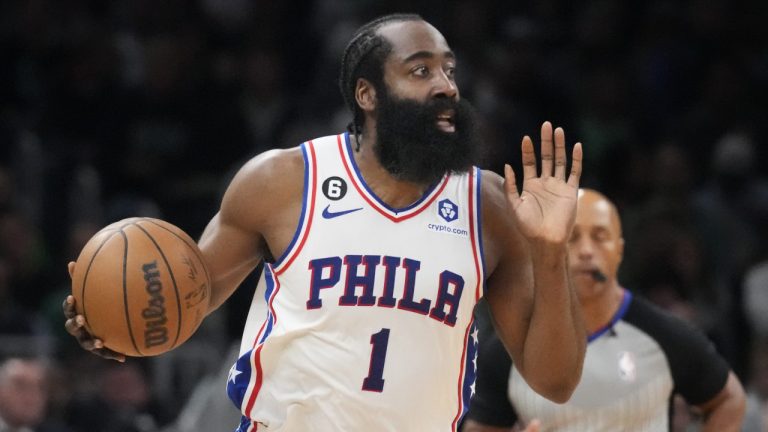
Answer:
[{"left": 339, "top": 13, "right": 422, "bottom": 151}]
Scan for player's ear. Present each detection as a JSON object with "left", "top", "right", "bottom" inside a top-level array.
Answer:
[{"left": 355, "top": 78, "right": 377, "bottom": 113}]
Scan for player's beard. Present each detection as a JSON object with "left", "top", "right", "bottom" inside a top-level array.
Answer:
[{"left": 373, "top": 88, "right": 480, "bottom": 185}]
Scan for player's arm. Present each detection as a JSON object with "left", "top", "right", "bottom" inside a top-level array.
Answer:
[
  {"left": 695, "top": 372, "right": 746, "bottom": 432},
  {"left": 198, "top": 147, "right": 305, "bottom": 314},
  {"left": 481, "top": 122, "right": 586, "bottom": 403},
  {"left": 63, "top": 147, "right": 305, "bottom": 358}
]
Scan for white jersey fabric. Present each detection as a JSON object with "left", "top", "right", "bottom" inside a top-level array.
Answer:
[{"left": 227, "top": 133, "right": 486, "bottom": 432}]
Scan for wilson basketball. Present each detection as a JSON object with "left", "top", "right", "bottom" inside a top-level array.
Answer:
[{"left": 70, "top": 217, "right": 211, "bottom": 357}]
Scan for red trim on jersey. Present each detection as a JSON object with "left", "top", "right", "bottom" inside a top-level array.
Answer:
[
  {"left": 451, "top": 319, "right": 474, "bottom": 431},
  {"left": 275, "top": 141, "right": 317, "bottom": 275},
  {"left": 244, "top": 274, "right": 284, "bottom": 418},
  {"left": 268, "top": 275, "right": 281, "bottom": 326},
  {"left": 245, "top": 344, "right": 265, "bottom": 419},
  {"left": 251, "top": 315, "right": 268, "bottom": 350},
  {"left": 337, "top": 135, "right": 450, "bottom": 222},
  {"left": 468, "top": 171, "right": 482, "bottom": 302},
  {"left": 250, "top": 266, "right": 282, "bottom": 349}
]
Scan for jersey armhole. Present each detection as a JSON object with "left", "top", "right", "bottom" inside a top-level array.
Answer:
[{"left": 271, "top": 141, "right": 317, "bottom": 272}]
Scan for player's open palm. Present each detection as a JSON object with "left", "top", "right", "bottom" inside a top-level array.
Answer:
[{"left": 504, "top": 121, "right": 582, "bottom": 245}]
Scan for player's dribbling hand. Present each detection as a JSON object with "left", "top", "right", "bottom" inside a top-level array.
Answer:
[
  {"left": 504, "top": 121, "right": 582, "bottom": 245},
  {"left": 63, "top": 261, "right": 125, "bottom": 362}
]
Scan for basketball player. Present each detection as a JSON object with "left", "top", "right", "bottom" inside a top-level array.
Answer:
[
  {"left": 462, "top": 189, "right": 747, "bottom": 432},
  {"left": 64, "top": 14, "right": 588, "bottom": 431}
]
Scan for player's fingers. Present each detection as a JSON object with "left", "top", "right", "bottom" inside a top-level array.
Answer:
[
  {"left": 64, "top": 314, "right": 84, "bottom": 336},
  {"left": 504, "top": 164, "right": 520, "bottom": 203},
  {"left": 567, "top": 143, "right": 583, "bottom": 188},
  {"left": 553, "top": 127, "right": 567, "bottom": 180},
  {"left": 521, "top": 136, "right": 537, "bottom": 180},
  {"left": 539, "top": 121, "right": 553, "bottom": 178},
  {"left": 67, "top": 261, "right": 75, "bottom": 279},
  {"left": 62, "top": 295, "right": 77, "bottom": 319},
  {"left": 76, "top": 334, "right": 100, "bottom": 351},
  {"left": 94, "top": 347, "right": 126, "bottom": 363}
]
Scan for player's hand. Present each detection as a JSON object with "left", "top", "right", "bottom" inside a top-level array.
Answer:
[
  {"left": 64, "top": 261, "right": 125, "bottom": 362},
  {"left": 504, "top": 121, "right": 582, "bottom": 245}
]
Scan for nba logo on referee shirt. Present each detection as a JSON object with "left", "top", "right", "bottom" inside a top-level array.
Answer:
[
  {"left": 617, "top": 351, "right": 636, "bottom": 382},
  {"left": 438, "top": 199, "right": 458, "bottom": 222}
]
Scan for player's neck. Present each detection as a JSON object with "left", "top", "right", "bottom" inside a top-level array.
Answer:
[
  {"left": 352, "top": 132, "right": 435, "bottom": 208},
  {"left": 581, "top": 284, "right": 625, "bottom": 335}
]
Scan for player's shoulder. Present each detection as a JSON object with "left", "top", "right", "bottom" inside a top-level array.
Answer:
[
  {"left": 238, "top": 146, "right": 305, "bottom": 184},
  {"left": 236, "top": 133, "right": 341, "bottom": 183},
  {"left": 220, "top": 145, "right": 306, "bottom": 218}
]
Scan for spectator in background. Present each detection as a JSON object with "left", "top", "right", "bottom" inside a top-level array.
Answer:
[
  {"left": 64, "top": 359, "right": 172, "bottom": 432},
  {"left": 0, "top": 356, "right": 71, "bottom": 432}
]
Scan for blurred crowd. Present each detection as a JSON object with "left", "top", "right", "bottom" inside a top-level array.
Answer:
[{"left": 0, "top": 0, "right": 767, "bottom": 431}]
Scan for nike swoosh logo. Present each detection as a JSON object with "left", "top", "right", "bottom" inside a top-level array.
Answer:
[{"left": 322, "top": 205, "right": 363, "bottom": 219}]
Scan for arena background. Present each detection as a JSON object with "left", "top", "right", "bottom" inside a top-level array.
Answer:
[{"left": 0, "top": 0, "right": 767, "bottom": 430}]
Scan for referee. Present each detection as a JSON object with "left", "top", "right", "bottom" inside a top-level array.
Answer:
[{"left": 463, "top": 189, "right": 746, "bottom": 431}]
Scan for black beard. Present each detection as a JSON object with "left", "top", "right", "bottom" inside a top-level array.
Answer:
[{"left": 373, "top": 89, "right": 479, "bottom": 184}]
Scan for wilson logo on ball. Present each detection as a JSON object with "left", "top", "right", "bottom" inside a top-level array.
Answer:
[
  {"left": 71, "top": 217, "right": 211, "bottom": 357},
  {"left": 141, "top": 260, "right": 169, "bottom": 348}
]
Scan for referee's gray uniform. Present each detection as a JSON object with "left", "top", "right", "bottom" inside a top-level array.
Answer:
[{"left": 465, "top": 291, "right": 730, "bottom": 431}]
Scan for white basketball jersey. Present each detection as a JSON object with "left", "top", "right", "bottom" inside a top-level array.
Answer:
[{"left": 227, "top": 133, "right": 486, "bottom": 432}]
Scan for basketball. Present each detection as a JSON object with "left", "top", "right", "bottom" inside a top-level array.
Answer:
[{"left": 70, "top": 217, "right": 211, "bottom": 357}]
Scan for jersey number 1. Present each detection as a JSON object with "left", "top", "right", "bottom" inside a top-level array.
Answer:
[{"left": 362, "top": 328, "right": 390, "bottom": 392}]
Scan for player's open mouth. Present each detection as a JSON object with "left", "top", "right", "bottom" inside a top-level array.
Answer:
[{"left": 436, "top": 111, "right": 455, "bottom": 133}]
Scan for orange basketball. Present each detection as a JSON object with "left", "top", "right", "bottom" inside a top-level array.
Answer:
[{"left": 70, "top": 217, "right": 211, "bottom": 357}]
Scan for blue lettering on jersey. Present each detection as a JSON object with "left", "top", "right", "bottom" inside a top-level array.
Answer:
[
  {"left": 306, "top": 255, "right": 465, "bottom": 327},
  {"left": 307, "top": 257, "right": 342, "bottom": 309},
  {"left": 340, "top": 255, "right": 380, "bottom": 306},
  {"left": 429, "top": 271, "right": 465, "bottom": 326},
  {"left": 378, "top": 256, "right": 400, "bottom": 308},
  {"left": 396, "top": 258, "right": 430, "bottom": 315}
]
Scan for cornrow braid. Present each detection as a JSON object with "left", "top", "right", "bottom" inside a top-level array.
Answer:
[{"left": 339, "top": 13, "right": 422, "bottom": 151}]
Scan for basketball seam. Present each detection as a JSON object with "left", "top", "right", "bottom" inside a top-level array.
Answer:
[
  {"left": 81, "top": 230, "right": 122, "bottom": 333},
  {"left": 120, "top": 228, "right": 143, "bottom": 356},
  {"left": 134, "top": 222, "right": 183, "bottom": 350}
]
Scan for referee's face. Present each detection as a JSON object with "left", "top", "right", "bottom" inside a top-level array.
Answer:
[{"left": 568, "top": 190, "right": 624, "bottom": 300}]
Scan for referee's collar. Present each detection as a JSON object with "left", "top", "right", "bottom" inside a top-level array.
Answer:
[{"left": 587, "top": 289, "right": 632, "bottom": 343}]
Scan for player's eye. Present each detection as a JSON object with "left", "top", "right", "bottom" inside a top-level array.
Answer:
[{"left": 411, "top": 66, "right": 429, "bottom": 77}]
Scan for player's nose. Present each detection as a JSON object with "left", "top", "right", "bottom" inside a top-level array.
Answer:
[{"left": 431, "top": 71, "right": 458, "bottom": 100}]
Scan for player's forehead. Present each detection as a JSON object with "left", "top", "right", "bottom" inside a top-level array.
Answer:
[{"left": 376, "top": 20, "right": 454, "bottom": 63}]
